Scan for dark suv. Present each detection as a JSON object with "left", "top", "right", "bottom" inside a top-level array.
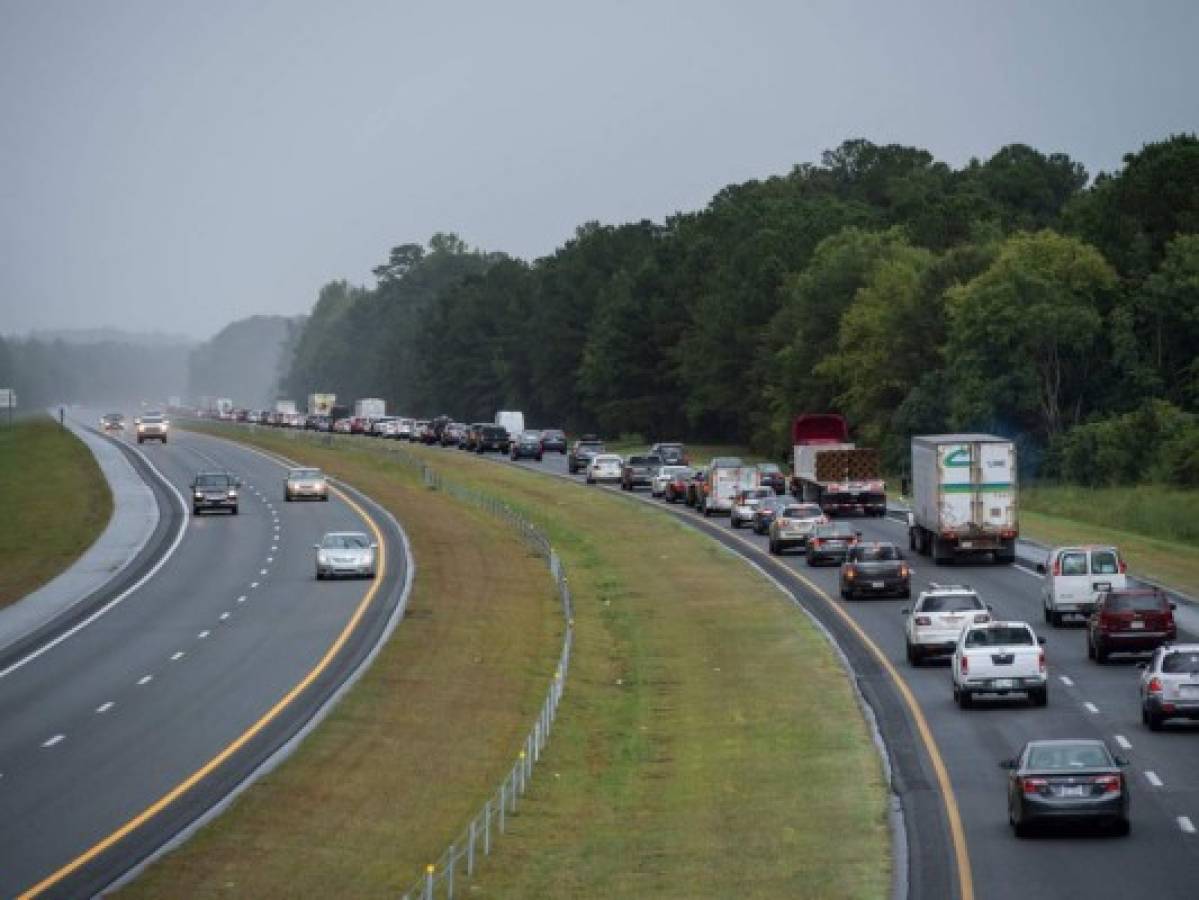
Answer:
[
  {"left": 1088, "top": 589, "right": 1177, "bottom": 663},
  {"left": 476, "top": 425, "right": 511, "bottom": 454},
  {"left": 510, "top": 430, "right": 544, "bottom": 461},
  {"left": 540, "top": 429, "right": 568, "bottom": 454},
  {"left": 649, "top": 442, "right": 687, "bottom": 465},
  {"left": 191, "top": 472, "right": 241, "bottom": 515},
  {"left": 621, "top": 455, "right": 663, "bottom": 491},
  {"left": 568, "top": 438, "right": 606, "bottom": 474}
]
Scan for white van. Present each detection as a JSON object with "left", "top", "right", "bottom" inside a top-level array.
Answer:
[
  {"left": 495, "top": 410, "right": 525, "bottom": 438},
  {"left": 1038, "top": 545, "right": 1126, "bottom": 626}
]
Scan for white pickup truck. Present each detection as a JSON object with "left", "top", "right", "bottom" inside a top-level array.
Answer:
[{"left": 951, "top": 621, "right": 1047, "bottom": 709}]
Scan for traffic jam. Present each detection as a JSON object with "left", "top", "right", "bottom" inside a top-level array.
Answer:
[{"left": 208, "top": 398, "right": 1199, "bottom": 844}]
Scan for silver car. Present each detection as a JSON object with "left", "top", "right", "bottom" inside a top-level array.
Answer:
[
  {"left": 285, "top": 467, "right": 329, "bottom": 501},
  {"left": 314, "top": 531, "right": 377, "bottom": 579},
  {"left": 1140, "top": 643, "right": 1199, "bottom": 731}
]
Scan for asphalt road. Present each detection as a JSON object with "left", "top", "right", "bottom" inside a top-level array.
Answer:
[
  {"left": 444, "top": 442, "right": 1199, "bottom": 900},
  {"left": 0, "top": 423, "right": 408, "bottom": 898}
]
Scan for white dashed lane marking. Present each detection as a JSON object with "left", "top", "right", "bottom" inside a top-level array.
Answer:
[
  {"left": 219, "top": 612, "right": 230, "bottom": 622},
  {"left": 1083, "top": 701, "right": 1099, "bottom": 714},
  {"left": 1146, "top": 771, "right": 1163, "bottom": 787},
  {"left": 251, "top": 581, "right": 260, "bottom": 589},
  {"left": 1180, "top": 817, "right": 1196, "bottom": 835},
  {"left": 170, "top": 651, "right": 184, "bottom": 661},
  {"left": 198, "top": 630, "right": 210, "bottom": 639},
  {"left": 96, "top": 701, "right": 114, "bottom": 714},
  {"left": 1114, "top": 735, "right": 1132, "bottom": 750},
  {"left": 259, "top": 569, "right": 268, "bottom": 575},
  {"left": 1060, "top": 676, "right": 1074, "bottom": 687},
  {"left": 237, "top": 595, "right": 247, "bottom": 604},
  {"left": 137, "top": 675, "right": 153, "bottom": 686},
  {"left": 43, "top": 734, "right": 65, "bottom": 748}
]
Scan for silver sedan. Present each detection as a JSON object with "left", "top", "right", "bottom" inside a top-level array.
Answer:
[{"left": 314, "top": 531, "right": 377, "bottom": 579}]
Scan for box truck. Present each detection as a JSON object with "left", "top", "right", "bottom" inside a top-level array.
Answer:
[
  {"left": 908, "top": 434, "right": 1017, "bottom": 565},
  {"left": 274, "top": 399, "right": 297, "bottom": 415},
  {"left": 354, "top": 398, "right": 386, "bottom": 419},
  {"left": 699, "top": 456, "right": 745, "bottom": 517},
  {"left": 495, "top": 410, "right": 525, "bottom": 437},
  {"left": 790, "top": 414, "right": 886, "bottom": 516}
]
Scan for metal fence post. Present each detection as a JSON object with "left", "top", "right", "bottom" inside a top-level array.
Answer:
[
  {"left": 484, "top": 800, "right": 492, "bottom": 855},
  {"left": 468, "top": 819, "right": 476, "bottom": 876},
  {"left": 447, "top": 849, "right": 455, "bottom": 900},
  {"left": 499, "top": 781, "right": 507, "bottom": 833},
  {"left": 424, "top": 864, "right": 434, "bottom": 900}
]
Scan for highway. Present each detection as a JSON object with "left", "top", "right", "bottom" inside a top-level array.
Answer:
[
  {"left": 0, "top": 421, "right": 408, "bottom": 898},
  {"left": 465, "top": 444, "right": 1199, "bottom": 900}
]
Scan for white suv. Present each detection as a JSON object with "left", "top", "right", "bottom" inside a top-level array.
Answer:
[
  {"left": 1038, "top": 545, "right": 1126, "bottom": 627},
  {"left": 902, "top": 584, "right": 990, "bottom": 665}
]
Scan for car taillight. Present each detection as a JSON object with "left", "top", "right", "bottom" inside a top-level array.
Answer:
[
  {"left": 960, "top": 655, "right": 968, "bottom": 675},
  {"left": 974, "top": 613, "right": 989, "bottom": 623},
  {"left": 1095, "top": 774, "right": 1122, "bottom": 794},
  {"left": 1021, "top": 777, "right": 1049, "bottom": 795},
  {"left": 1052, "top": 558, "right": 1061, "bottom": 576},
  {"left": 844, "top": 567, "right": 856, "bottom": 580},
  {"left": 776, "top": 518, "right": 789, "bottom": 527},
  {"left": 899, "top": 564, "right": 910, "bottom": 578},
  {"left": 915, "top": 615, "right": 932, "bottom": 626},
  {"left": 1038, "top": 649, "right": 1046, "bottom": 673},
  {"left": 1147, "top": 676, "right": 1163, "bottom": 694},
  {"left": 811, "top": 538, "right": 823, "bottom": 548}
]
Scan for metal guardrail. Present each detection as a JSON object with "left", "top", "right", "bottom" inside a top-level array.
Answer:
[{"left": 240, "top": 426, "right": 575, "bottom": 896}]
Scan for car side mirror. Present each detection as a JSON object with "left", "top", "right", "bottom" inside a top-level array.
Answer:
[
  {"left": 313, "top": 543, "right": 321, "bottom": 550},
  {"left": 1035, "top": 563, "right": 1046, "bottom": 575},
  {"left": 987, "top": 604, "right": 994, "bottom": 611},
  {"left": 236, "top": 479, "right": 243, "bottom": 488},
  {"left": 855, "top": 531, "right": 863, "bottom": 539},
  {"left": 999, "top": 759, "right": 1016, "bottom": 770},
  {"left": 1037, "top": 636, "right": 1046, "bottom": 645},
  {"left": 370, "top": 542, "right": 378, "bottom": 550},
  {"left": 1115, "top": 756, "right": 1129, "bottom": 767},
  {"left": 189, "top": 481, "right": 197, "bottom": 489},
  {"left": 1169, "top": 602, "right": 1177, "bottom": 610},
  {"left": 1136, "top": 662, "right": 1148, "bottom": 670}
]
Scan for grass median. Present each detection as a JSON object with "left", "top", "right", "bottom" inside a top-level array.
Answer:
[
  {"left": 0, "top": 415, "right": 112, "bottom": 608},
  {"left": 177, "top": 427, "right": 892, "bottom": 898},
  {"left": 121, "top": 426, "right": 562, "bottom": 897}
]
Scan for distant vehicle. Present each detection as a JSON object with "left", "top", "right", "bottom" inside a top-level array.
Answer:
[
  {"left": 275, "top": 399, "right": 298, "bottom": 416},
  {"left": 190, "top": 471, "right": 240, "bottom": 515},
  {"left": 510, "top": 430, "right": 544, "bottom": 461},
  {"left": 568, "top": 438, "right": 606, "bottom": 474},
  {"left": 135, "top": 412, "right": 169, "bottom": 444},
  {"left": 215, "top": 398, "right": 234, "bottom": 420},
  {"left": 752, "top": 495, "right": 788, "bottom": 534},
  {"left": 952, "top": 620, "right": 1047, "bottom": 708},
  {"left": 307, "top": 393, "right": 336, "bottom": 416},
  {"left": 333, "top": 418, "right": 352, "bottom": 433},
  {"left": 1001, "top": 740, "right": 1129, "bottom": 837},
  {"left": 1139, "top": 643, "right": 1199, "bottom": 730},
  {"left": 314, "top": 531, "right": 377, "bottom": 579},
  {"left": 285, "top": 467, "right": 329, "bottom": 501},
  {"left": 789, "top": 414, "right": 885, "bottom": 516},
  {"left": 662, "top": 467, "right": 696, "bottom": 504},
  {"left": 396, "top": 418, "right": 415, "bottom": 440},
  {"left": 756, "top": 462, "right": 786, "bottom": 495},
  {"left": 540, "top": 429, "right": 568, "bottom": 454},
  {"left": 411, "top": 420, "right": 431, "bottom": 442},
  {"left": 652, "top": 465, "right": 693, "bottom": 498},
  {"left": 840, "top": 542, "right": 910, "bottom": 599},
  {"left": 902, "top": 585, "right": 991, "bottom": 665},
  {"left": 730, "top": 486, "right": 774, "bottom": 528},
  {"left": 100, "top": 412, "right": 125, "bottom": 432},
  {"left": 804, "top": 521, "right": 859, "bottom": 566},
  {"left": 698, "top": 457, "right": 744, "bottom": 517},
  {"left": 495, "top": 410, "right": 525, "bottom": 438},
  {"left": 462, "top": 423, "right": 487, "bottom": 452},
  {"left": 354, "top": 397, "right": 386, "bottom": 419},
  {"left": 909, "top": 433, "right": 1017, "bottom": 564},
  {"left": 586, "top": 453, "right": 623, "bottom": 485},
  {"left": 1038, "top": 546, "right": 1127, "bottom": 626},
  {"left": 649, "top": 442, "right": 688, "bottom": 465},
  {"left": 768, "top": 502, "right": 826, "bottom": 555},
  {"left": 685, "top": 468, "right": 708, "bottom": 508},
  {"left": 476, "top": 424, "right": 510, "bottom": 453},
  {"left": 621, "top": 454, "right": 663, "bottom": 491},
  {"left": 1087, "top": 588, "right": 1176, "bottom": 663},
  {"left": 441, "top": 422, "right": 468, "bottom": 447},
  {"left": 370, "top": 416, "right": 398, "bottom": 437}
]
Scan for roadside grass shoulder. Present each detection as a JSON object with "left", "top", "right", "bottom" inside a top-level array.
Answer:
[
  {"left": 122, "top": 426, "right": 561, "bottom": 897},
  {"left": 0, "top": 416, "right": 112, "bottom": 608}
]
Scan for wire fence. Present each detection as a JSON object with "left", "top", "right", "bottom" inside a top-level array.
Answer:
[{"left": 376, "top": 439, "right": 574, "bottom": 899}]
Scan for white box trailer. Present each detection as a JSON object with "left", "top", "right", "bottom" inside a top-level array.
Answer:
[
  {"left": 354, "top": 397, "right": 386, "bottom": 419},
  {"left": 909, "top": 434, "right": 1018, "bottom": 565},
  {"left": 495, "top": 410, "right": 525, "bottom": 437},
  {"left": 274, "top": 399, "right": 297, "bottom": 415},
  {"left": 699, "top": 457, "right": 745, "bottom": 516}
]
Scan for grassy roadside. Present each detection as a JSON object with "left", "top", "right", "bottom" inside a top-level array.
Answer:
[
  {"left": 209, "top": 427, "right": 891, "bottom": 897},
  {"left": 0, "top": 416, "right": 112, "bottom": 608},
  {"left": 122, "top": 428, "right": 562, "bottom": 897}
]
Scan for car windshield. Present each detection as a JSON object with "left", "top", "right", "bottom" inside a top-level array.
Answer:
[
  {"left": 758, "top": 497, "right": 785, "bottom": 511},
  {"left": 322, "top": 534, "right": 370, "bottom": 550},
  {"left": 542, "top": 430, "right": 564, "bottom": 438},
  {"left": 853, "top": 545, "right": 899, "bottom": 562},
  {"left": 758, "top": 463, "right": 781, "bottom": 474},
  {"left": 142, "top": 415, "right": 163, "bottom": 423},
  {"left": 103, "top": 413, "right": 122, "bottom": 421},
  {"left": 965, "top": 626, "right": 1033, "bottom": 647},
  {"left": 629, "top": 456, "right": 662, "bottom": 465},
  {"left": 482, "top": 426, "right": 506, "bottom": 436},
  {"left": 1026, "top": 743, "right": 1113, "bottom": 771},
  {"left": 291, "top": 469, "right": 322, "bottom": 480},
  {"left": 520, "top": 431, "right": 541, "bottom": 440},
  {"left": 710, "top": 456, "right": 743, "bottom": 468},
  {"left": 195, "top": 474, "right": 230, "bottom": 488},
  {"left": 815, "top": 522, "right": 854, "bottom": 538},
  {"left": 662, "top": 466, "right": 692, "bottom": 477},
  {"left": 1091, "top": 550, "right": 1120, "bottom": 574},
  {"left": 743, "top": 488, "right": 773, "bottom": 499},
  {"left": 1106, "top": 591, "right": 1168, "bottom": 612},
  {"left": 1162, "top": 651, "right": 1199, "bottom": 673},
  {"left": 919, "top": 593, "right": 982, "bottom": 612},
  {"left": 578, "top": 442, "right": 604, "bottom": 452}
]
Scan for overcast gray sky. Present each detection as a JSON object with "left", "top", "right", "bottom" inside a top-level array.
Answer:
[{"left": 1, "top": 0, "right": 1196, "bottom": 340}]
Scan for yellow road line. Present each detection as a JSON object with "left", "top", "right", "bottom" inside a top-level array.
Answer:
[
  {"left": 20, "top": 483, "right": 387, "bottom": 899},
  {"left": 711, "top": 522, "right": 974, "bottom": 900}
]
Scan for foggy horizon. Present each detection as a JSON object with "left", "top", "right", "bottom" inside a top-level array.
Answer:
[{"left": 2, "top": 0, "right": 1197, "bottom": 341}]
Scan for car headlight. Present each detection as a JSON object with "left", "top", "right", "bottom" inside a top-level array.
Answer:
[
  {"left": 317, "top": 551, "right": 329, "bottom": 562},
  {"left": 227, "top": 490, "right": 237, "bottom": 498},
  {"left": 194, "top": 491, "right": 203, "bottom": 499}
]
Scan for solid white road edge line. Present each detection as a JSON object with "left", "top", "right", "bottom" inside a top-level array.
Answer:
[
  {"left": 96, "top": 702, "right": 114, "bottom": 714},
  {"left": 1179, "top": 816, "right": 1196, "bottom": 834},
  {"left": 1083, "top": 701, "right": 1099, "bottom": 713},
  {"left": 0, "top": 440, "right": 191, "bottom": 681},
  {"left": 137, "top": 675, "right": 152, "bottom": 686}
]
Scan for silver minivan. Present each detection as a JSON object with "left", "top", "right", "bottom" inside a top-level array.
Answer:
[{"left": 1038, "top": 545, "right": 1126, "bottom": 626}]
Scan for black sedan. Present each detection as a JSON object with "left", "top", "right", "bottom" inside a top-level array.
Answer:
[
  {"left": 1003, "top": 739, "right": 1130, "bottom": 837},
  {"left": 510, "top": 430, "right": 544, "bottom": 461},
  {"left": 839, "top": 542, "right": 910, "bottom": 599},
  {"left": 540, "top": 429, "right": 568, "bottom": 454},
  {"left": 752, "top": 496, "right": 788, "bottom": 534}
]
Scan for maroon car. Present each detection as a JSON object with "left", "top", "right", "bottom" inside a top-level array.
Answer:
[{"left": 1087, "top": 589, "right": 1177, "bottom": 663}]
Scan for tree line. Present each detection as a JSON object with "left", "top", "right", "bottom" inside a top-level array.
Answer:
[{"left": 278, "top": 135, "right": 1199, "bottom": 484}]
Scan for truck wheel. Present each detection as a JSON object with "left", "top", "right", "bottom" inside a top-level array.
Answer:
[
  {"left": 957, "top": 687, "right": 972, "bottom": 709},
  {"left": 1146, "top": 709, "right": 1164, "bottom": 732},
  {"left": 933, "top": 537, "right": 952, "bottom": 566},
  {"left": 769, "top": 540, "right": 780, "bottom": 555},
  {"left": 1095, "top": 641, "right": 1109, "bottom": 664},
  {"left": 231, "top": 506, "right": 239, "bottom": 516},
  {"left": 732, "top": 517, "right": 741, "bottom": 529},
  {"left": 1030, "top": 687, "right": 1048, "bottom": 707},
  {"left": 1050, "top": 610, "right": 1063, "bottom": 628},
  {"left": 1086, "top": 633, "right": 1096, "bottom": 659}
]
